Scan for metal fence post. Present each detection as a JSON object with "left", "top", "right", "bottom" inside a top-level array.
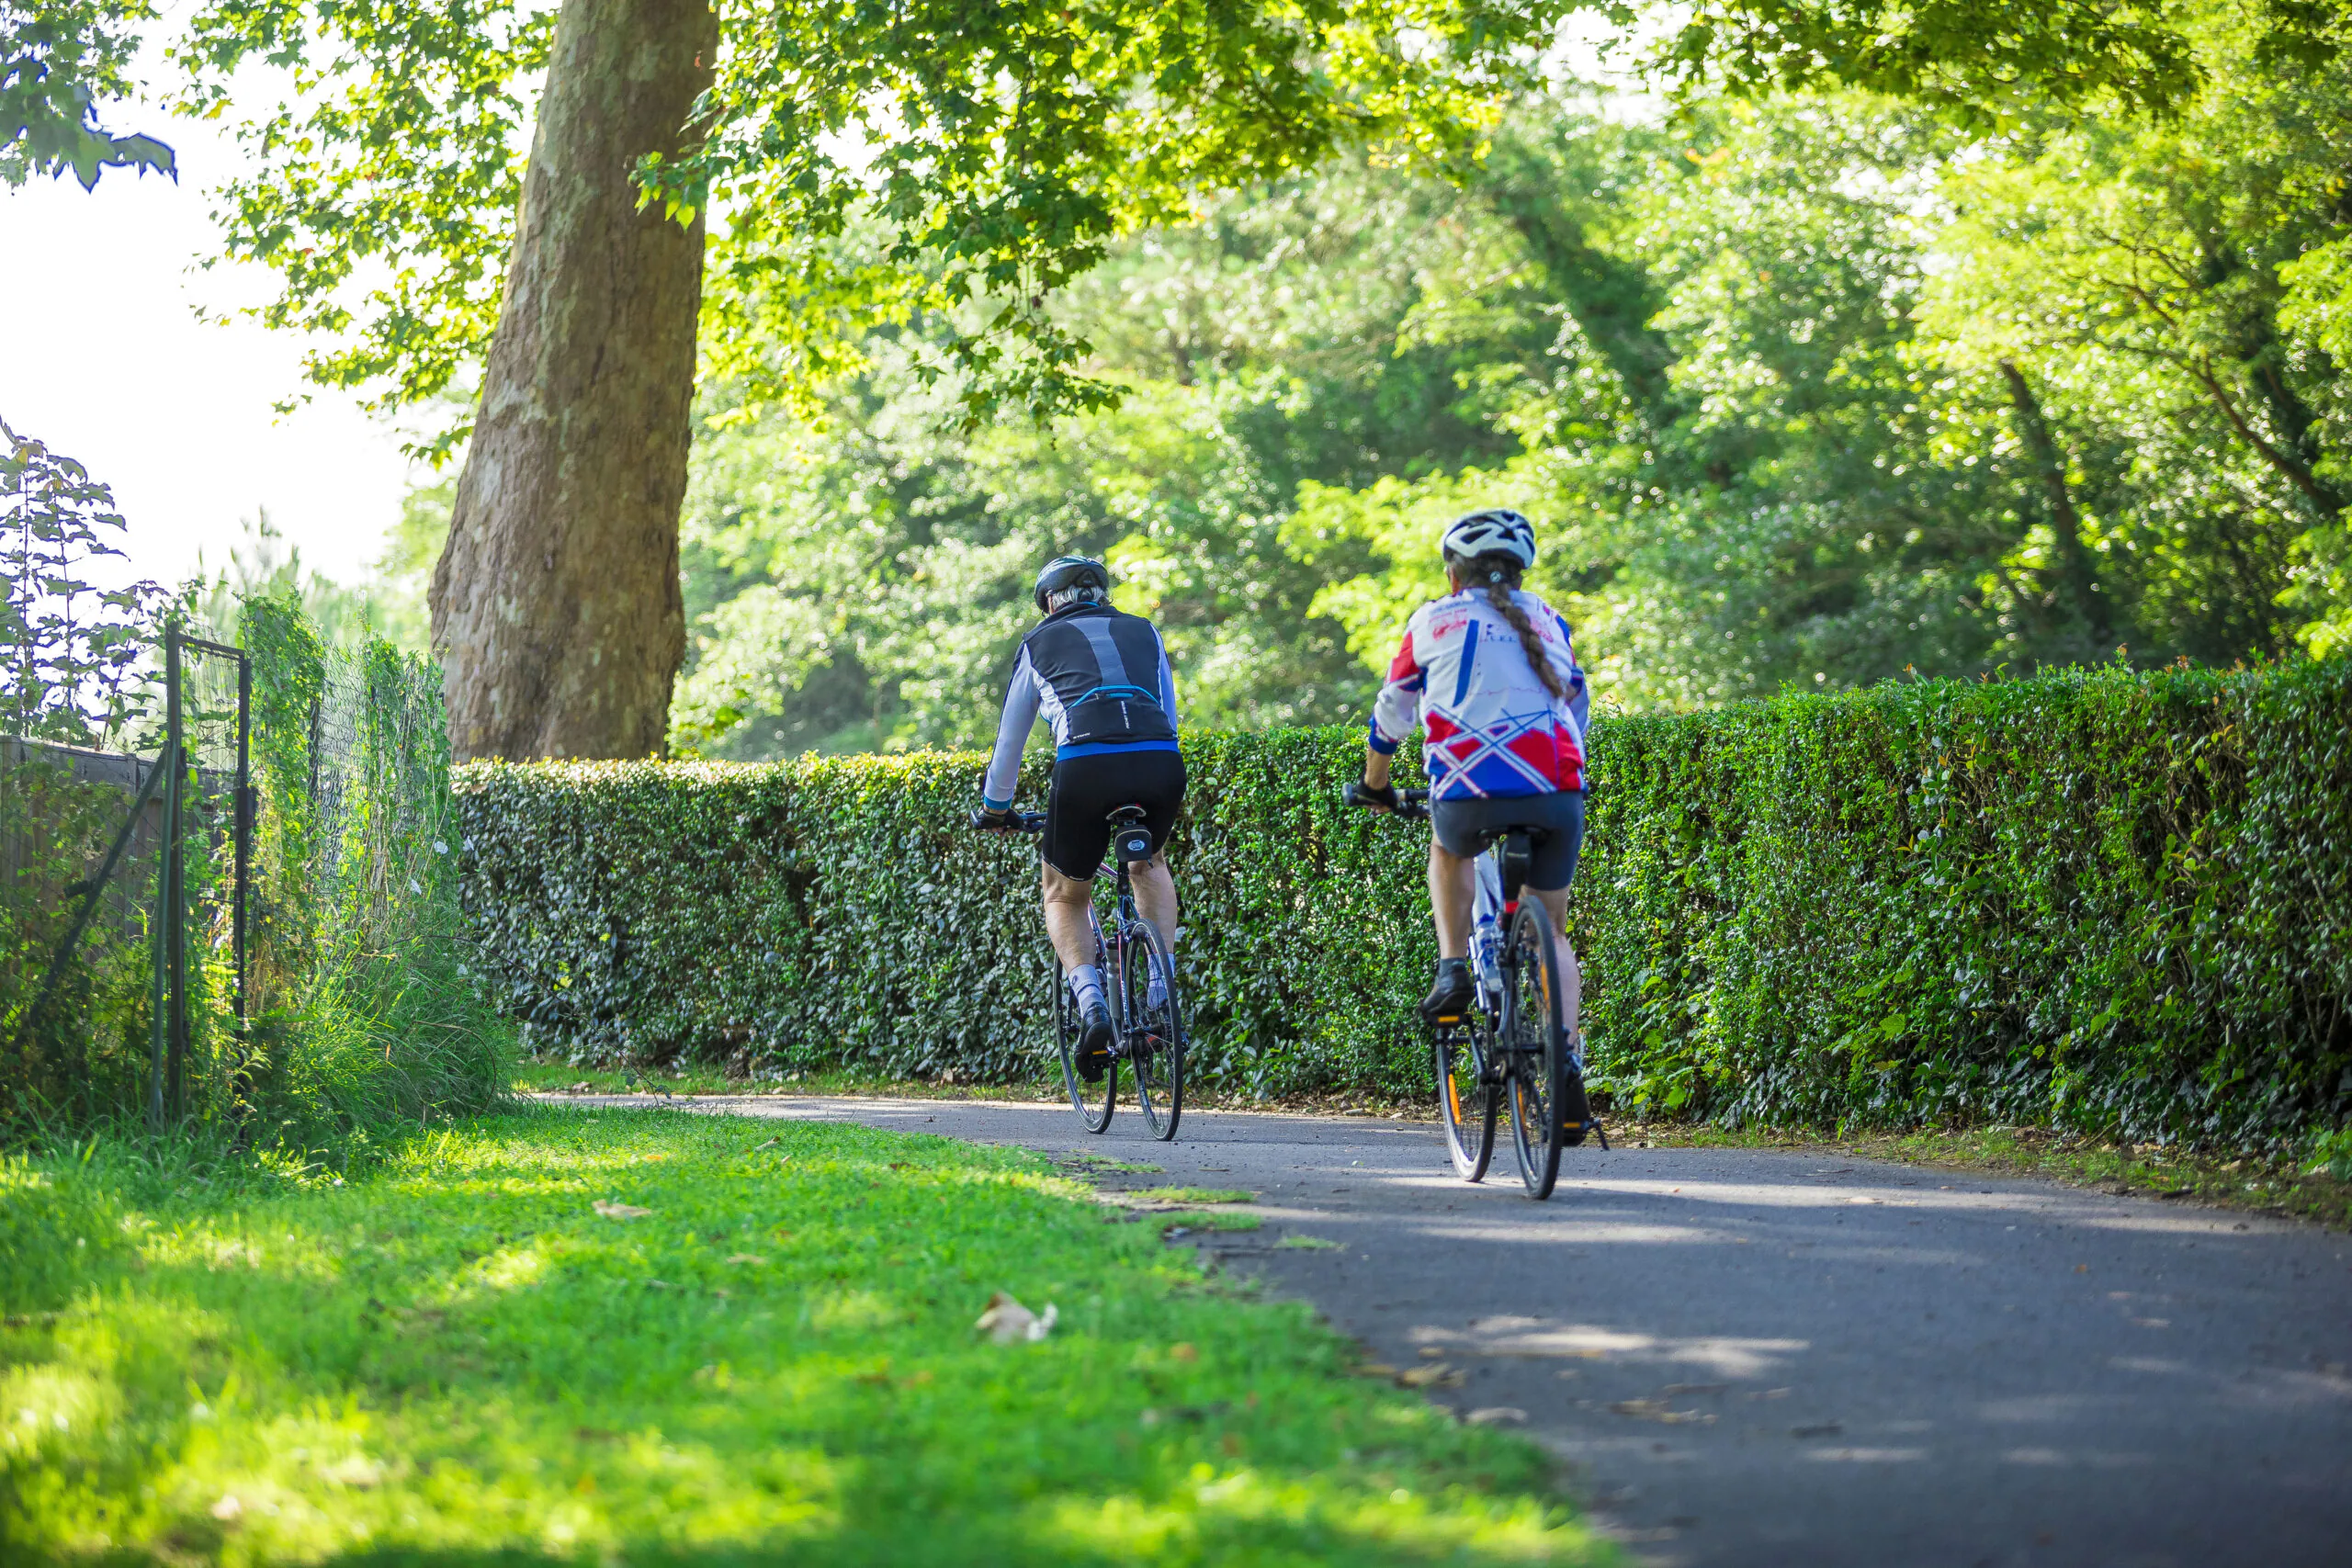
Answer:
[
  {"left": 145, "top": 738, "right": 168, "bottom": 1134},
  {"left": 148, "top": 624, "right": 185, "bottom": 1132},
  {"left": 233, "top": 648, "right": 253, "bottom": 1025},
  {"left": 166, "top": 623, "right": 187, "bottom": 1122}
]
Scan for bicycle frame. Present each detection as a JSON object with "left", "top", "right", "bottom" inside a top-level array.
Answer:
[
  {"left": 1012, "top": 805, "right": 1184, "bottom": 1139},
  {"left": 1389, "top": 787, "right": 1603, "bottom": 1179}
]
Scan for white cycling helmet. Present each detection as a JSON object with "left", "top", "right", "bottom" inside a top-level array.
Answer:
[{"left": 1439, "top": 508, "right": 1536, "bottom": 569}]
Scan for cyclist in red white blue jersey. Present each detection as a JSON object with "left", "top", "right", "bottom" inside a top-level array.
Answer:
[{"left": 1349, "top": 508, "right": 1590, "bottom": 1026}]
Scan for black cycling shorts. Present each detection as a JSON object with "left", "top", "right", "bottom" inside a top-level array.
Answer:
[
  {"left": 1430, "top": 789, "right": 1586, "bottom": 892},
  {"left": 1041, "top": 747, "right": 1186, "bottom": 881}
]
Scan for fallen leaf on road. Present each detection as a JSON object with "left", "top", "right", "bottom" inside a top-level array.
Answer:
[
  {"left": 593, "top": 1201, "right": 652, "bottom": 1220},
  {"left": 1611, "top": 1399, "right": 1714, "bottom": 1424},
  {"left": 1399, "top": 1364, "right": 1465, "bottom": 1389},
  {"left": 1465, "top": 1407, "right": 1527, "bottom": 1426},
  {"left": 1354, "top": 1362, "right": 1398, "bottom": 1379},
  {"left": 1663, "top": 1382, "right": 1727, "bottom": 1396},
  {"left": 974, "top": 1291, "right": 1057, "bottom": 1344}
]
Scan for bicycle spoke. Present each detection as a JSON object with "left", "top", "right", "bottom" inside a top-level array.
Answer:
[
  {"left": 1123, "top": 919, "right": 1184, "bottom": 1142},
  {"left": 1435, "top": 1016, "right": 1496, "bottom": 1181},
  {"left": 1052, "top": 951, "right": 1115, "bottom": 1134},
  {"left": 1504, "top": 903, "right": 1566, "bottom": 1200}
]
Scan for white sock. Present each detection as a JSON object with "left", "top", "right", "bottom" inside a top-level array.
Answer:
[{"left": 1069, "top": 964, "right": 1103, "bottom": 1013}]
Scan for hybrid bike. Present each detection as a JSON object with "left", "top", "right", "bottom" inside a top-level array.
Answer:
[
  {"left": 1013, "top": 805, "right": 1186, "bottom": 1140},
  {"left": 1391, "top": 787, "right": 1602, "bottom": 1198}
]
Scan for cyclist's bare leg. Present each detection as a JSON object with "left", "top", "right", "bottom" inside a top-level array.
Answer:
[
  {"left": 1130, "top": 852, "right": 1180, "bottom": 953},
  {"left": 1429, "top": 840, "right": 1476, "bottom": 959},
  {"left": 1040, "top": 862, "right": 1100, "bottom": 974},
  {"left": 1524, "top": 883, "right": 1582, "bottom": 1041}
]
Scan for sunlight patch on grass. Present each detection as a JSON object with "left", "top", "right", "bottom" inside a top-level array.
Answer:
[{"left": 0, "top": 1109, "right": 1612, "bottom": 1565}]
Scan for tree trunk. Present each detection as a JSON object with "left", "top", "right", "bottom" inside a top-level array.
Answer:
[
  {"left": 429, "top": 0, "right": 715, "bottom": 760},
  {"left": 1998, "top": 359, "right": 2109, "bottom": 648}
]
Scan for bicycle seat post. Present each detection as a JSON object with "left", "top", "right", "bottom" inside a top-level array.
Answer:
[
  {"left": 1498, "top": 831, "right": 1534, "bottom": 910},
  {"left": 1105, "top": 804, "right": 1153, "bottom": 919}
]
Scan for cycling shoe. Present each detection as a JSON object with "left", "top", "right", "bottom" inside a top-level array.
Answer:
[
  {"left": 1559, "top": 1062, "right": 1593, "bottom": 1147},
  {"left": 1074, "top": 998, "right": 1114, "bottom": 1082},
  {"left": 1419, "top": 959, "right": 1476, "bottom": 1026}
]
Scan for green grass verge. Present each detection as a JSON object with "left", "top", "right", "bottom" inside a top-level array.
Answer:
[
  {"left": 1, "top": 1109, "right": 1609, "bottom": 1565},
  {"left": 1132, "top": 1187, "right": 1255, "bottom": 1205},
  {"left": 1620, "top": 1121, "right": 2352, "bottom": 1230},
  {"left": 512, "top": 1061, "right": 1067, "bottom": 1102},
  {"left": 1156, "top": 1212, "right": 1263, "bottom": 1234}
]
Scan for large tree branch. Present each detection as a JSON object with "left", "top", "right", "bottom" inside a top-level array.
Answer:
[
  {"left": 2182, "top": 355, "right": 2345, "bottom": 518},
  {"left": 1998, "top": 358, "right": 2108, "bottom": 643}
]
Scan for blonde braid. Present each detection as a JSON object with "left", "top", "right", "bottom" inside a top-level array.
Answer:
[{"left": 1465, "top": 554, "right": 1567, "bottom": 704}]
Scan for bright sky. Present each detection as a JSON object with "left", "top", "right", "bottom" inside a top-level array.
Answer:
[{"left": 0, "top": 105, "right": 418, "bottom": 594}]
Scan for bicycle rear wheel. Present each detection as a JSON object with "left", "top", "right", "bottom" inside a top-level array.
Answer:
[
  {"left": 1435, "top": 1013, "right": 1497, "bottom": 1181},
  {"left": 1120, "top": 920, "right": 1184, "bottom": 1142},
  {"left": 1503, "top": 899, "right": 1568, "bottom": 1200},
  {"left": 1052, "top": 953, "right": 1116, "bottom": 1133}
]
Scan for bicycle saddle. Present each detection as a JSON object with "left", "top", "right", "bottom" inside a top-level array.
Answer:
[{"left": 1104, "top": 804, "right": 1154, "bottom": 864}]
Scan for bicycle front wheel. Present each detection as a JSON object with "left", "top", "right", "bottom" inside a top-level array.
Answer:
[
  {"left": 1119, "top": 919, "right": 1185, "bottom": 1142},
  {"left": 1503, "top": 899, "right": 1569, "bottom": 1200},
  {"left": 1435, "top": 1012, "right": 1498, "bottom": 1181},
  {"left": 1052, "top": 953, "right": 1116, "bottom": 1134}
]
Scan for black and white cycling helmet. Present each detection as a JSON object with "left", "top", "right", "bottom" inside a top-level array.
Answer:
[
  {"left": 1439, "top": 508, "right": 1537, "bottom": 570},
  {"left": 1033, "top": 555, "right": 1112, "bottom": 612}
]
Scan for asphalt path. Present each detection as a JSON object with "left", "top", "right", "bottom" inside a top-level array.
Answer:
[{"left": 559, "top": 1092, "right": 2352, "bottom": 1567}]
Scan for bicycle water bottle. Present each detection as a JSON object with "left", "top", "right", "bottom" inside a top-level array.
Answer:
[{"left": 1469, "top": 853, "right": 1506, "bottom": 1004}]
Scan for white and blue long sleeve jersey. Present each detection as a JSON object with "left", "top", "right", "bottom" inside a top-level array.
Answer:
[{"left": 981, "top": 602, "right": 1181, "bottom": 809}]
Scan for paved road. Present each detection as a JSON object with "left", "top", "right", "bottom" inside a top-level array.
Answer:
[{"left": 562, "top": 1093, "right": 2352, "bottom": 1568}]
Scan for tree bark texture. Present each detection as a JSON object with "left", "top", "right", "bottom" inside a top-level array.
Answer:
[
  {"left": 430, "top": 0, "right": 715, "bottom": 760},
  {"left": 1998, "top": 359, "right": 2109, "bottom": 647}
]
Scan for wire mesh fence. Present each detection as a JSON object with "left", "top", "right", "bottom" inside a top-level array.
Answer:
[{"left": 3, "top": 601, "right": 503, "bottom": 1137}]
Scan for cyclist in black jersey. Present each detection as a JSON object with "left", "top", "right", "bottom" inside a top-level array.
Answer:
[{"left": 970, "top": 557, "right": 1185, "bottom": 1078}]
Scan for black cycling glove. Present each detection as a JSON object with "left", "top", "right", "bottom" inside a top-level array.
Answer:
[
  {"left": 969, "top": 805, "right": 1018, "bottom": 832},
  {"left": 1347, "top": 779, "right": 1400, "bottom": 813}
]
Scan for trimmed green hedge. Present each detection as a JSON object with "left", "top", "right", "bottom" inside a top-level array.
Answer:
[{"left": 455, "top": 659, "right": 2352, "bottom": 1149}]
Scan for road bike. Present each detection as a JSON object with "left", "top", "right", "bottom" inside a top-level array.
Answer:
[
  {"left": 1387, "top": 787, "right": 1603, "bottom": 1198},
  {"left": 1010, "top": 806, "right": 1186, "bottom": 1140}
]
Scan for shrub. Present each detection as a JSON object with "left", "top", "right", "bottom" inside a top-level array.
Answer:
[
  {"left": 457, "top": 659, "right": 2352, "bottom": 1151},
  {"left": 1581, "top": 660, "right": 2352, "bottom": 1150}
]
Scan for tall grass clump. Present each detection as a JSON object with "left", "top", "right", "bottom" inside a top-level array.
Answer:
[{"left": 228, "top": 597, "right": 512, "bottom": 1152}]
